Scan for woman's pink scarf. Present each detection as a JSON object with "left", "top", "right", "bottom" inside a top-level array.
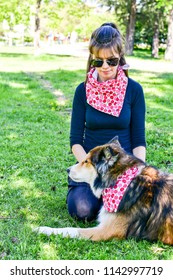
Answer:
[{"left": 86, "top": 66, "right": 128, "bottom": 117}]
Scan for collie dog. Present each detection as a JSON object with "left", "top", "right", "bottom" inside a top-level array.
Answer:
[{"left": 35, "top": 138, "right": 173, "bottom": 245}]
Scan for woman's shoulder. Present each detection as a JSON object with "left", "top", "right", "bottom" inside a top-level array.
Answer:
[
  {"left": 127, "top": 78, "right": 145, "bottom": 104},
  {"left": 75, "top": 82, "right": 86, "bottom": 92},
  {"left": 127, "top": 77, "right": 143, "bottom": 92},
  {"left": 73, "top": 82, "right": 86, "bottom": 102},
  {"left": 127, "top": 77, "right": 145, "bottom": 104}
]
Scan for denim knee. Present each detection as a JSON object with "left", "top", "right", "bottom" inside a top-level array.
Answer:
[{"left": 66, "top": 184, "right": 102, "bottom": 222}]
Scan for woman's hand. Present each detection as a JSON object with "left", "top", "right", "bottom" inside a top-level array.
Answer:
[
  {"left": 72, "top": 144, "right": 87, "bottom": 163},
  {"left": 133, "top": 146, "right": 146, "bottom": 162}
]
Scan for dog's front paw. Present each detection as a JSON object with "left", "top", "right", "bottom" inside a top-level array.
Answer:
[
  {"left": 33, "top": 226, "right": 55, "bottom": 236},
  {"left": 33, "top": 226, "right": 80, "bottom": 238}
]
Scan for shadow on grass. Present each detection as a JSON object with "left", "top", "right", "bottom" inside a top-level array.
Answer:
[
  {"left": 0, "top": 52, "right": 32, "bottom": 58},
  {"left": 0, "top": 52, "right": 74, "bottom": 60},
  {"left": 131, "top": 48, "right": 165, "bottom": 60}
]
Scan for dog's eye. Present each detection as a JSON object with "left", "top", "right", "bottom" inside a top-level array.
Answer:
[{"left": 84, "top": 160, "right": 88, "bottom": 163}]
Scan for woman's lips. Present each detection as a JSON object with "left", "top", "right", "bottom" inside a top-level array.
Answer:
[{"left": 102, "top": 71, "right": 111, "bottom": 74}]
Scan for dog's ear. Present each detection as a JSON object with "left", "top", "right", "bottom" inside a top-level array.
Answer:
[
  {"left": 103, "top": 146, "right": 119, "bottom": 167},
  {"left": 108, "top": 136, "right": 121, "bottom": 148}
]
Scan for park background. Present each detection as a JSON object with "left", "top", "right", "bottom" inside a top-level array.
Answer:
[{"left": 0, "top": 0, "right": 173, "bottom": 260}]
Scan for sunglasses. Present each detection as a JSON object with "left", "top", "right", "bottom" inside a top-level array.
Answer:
[{"left": 91, "top": 57, "right": 119, "bottom": 68}]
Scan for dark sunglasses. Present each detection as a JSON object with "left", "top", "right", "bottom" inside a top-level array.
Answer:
[{"left": 91, "top": 57, "right": 119, "bottom": 68}]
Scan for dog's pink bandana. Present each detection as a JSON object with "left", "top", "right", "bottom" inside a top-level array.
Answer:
[
  {"left": 102, "top": 166, "right": 139, "bottom": 212},
  {"left": 86, "top": 66, "right": 128, "bottom": 117}
]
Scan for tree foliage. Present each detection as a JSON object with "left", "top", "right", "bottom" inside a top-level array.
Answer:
[
  {"left": 0, "top": 0, "right": 33, "bottom": 28},
  {"left": 101, "top": 0, "right": 173, "bottom": 59},
  {"left": 0, "top": 0, "right": 172, "bottom": 59}
]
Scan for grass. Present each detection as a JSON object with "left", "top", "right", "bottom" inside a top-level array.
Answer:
[{"left": 0, "top": 45, "right": 173, "bottom": 260}]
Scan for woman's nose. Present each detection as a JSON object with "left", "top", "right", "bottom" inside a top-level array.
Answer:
[{"left": 102, "top": 60, "right": 109, "bottom": 68}]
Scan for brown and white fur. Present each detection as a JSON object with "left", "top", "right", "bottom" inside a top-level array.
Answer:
[{"left": 34, "top": 138, "right": 173, "bottom": 245}]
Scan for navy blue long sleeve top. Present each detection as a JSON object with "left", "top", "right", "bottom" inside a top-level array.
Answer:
[{"left": 70, "top": 77, "right": 146, "bottom": 154}]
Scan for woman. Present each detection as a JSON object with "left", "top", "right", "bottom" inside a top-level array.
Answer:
[{"left": 67, "top": 22, "right": 146, "bottom": 222}]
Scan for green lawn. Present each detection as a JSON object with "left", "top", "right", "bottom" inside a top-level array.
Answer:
[{"left": 0, "top": 46, "right": 173, "bottom": 260}]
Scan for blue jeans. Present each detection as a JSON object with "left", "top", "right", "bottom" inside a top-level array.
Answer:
[{"left": 67, "top": 177, "right": 103, "bottom": 222}]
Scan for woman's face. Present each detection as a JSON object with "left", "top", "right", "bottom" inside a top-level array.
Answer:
[{"left": 92, "top": 48, "right": 120, "bottom": 82}]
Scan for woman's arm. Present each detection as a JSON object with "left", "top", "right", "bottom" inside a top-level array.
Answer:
[
  {"left": 130, "top": 81, "right": 146, "bottom": 160},
  {"left": 70, "top": 83, "right": 86, "bottom": 158}
]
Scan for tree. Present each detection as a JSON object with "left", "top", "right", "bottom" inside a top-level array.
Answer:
[
  {"left": 164, "top": 7, "right": 173, "bottom": 60},
  {"left": 100, "top": 0, "right": 173, "bottom": 59},
  {"left": 100, "top": 0, "right": 137, "bottom": 55},
  {"left": 0, "top": 0, "right": 32, "bottom": 45},
  {"left": 125, "top": 0, "right": 136, "bottom": 55},
  {"left": 0, "top": 0, "right": 31, "bottom": 26},
  {"left": 156, "top": 0, "right": 173, "bottom": 60},
  {"left": 140, "top": 0, "right": 164, "bottom": 58},
  {"left": 34, "top": 0, "right": 42, "bottom": 50},
  {"left": 39, "top": 0, "right": 85, "bottom": 32},
  {"left": 151, "top": 11, "right": 160, "bottom": 58}
]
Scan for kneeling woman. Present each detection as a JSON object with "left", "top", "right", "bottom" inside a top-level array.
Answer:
[{"left": 67, "top": 22, "right": 146, "bottom": 222}]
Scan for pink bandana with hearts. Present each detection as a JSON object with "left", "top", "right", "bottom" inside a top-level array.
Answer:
[
  {"left": 102, "top": 166, "right": 139, "bottom": 212},
  {"left": 86, "top": 66, "right": 128, "bottom": 117}
]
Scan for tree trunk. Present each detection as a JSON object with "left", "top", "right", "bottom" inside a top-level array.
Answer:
[
  {"left": 165, "top": 8, "right": 173, "bottom": 61},
  {"left": 125, "top": 0, "right": 136, "bottom": 55},
  {"left": 152, "top": 14, "right": 159, "bottom": 58},
  {"left": 34, "top": 0, "right": 42, "bottom": 51}
]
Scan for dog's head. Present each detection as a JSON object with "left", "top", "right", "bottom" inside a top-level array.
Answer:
[{"left": 68, "top": 138, "right": 133, "bottom": 198}]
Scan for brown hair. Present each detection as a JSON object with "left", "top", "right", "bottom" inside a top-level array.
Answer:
[{"left": 86, "top": 22, "right": 128, "bottom": 79}]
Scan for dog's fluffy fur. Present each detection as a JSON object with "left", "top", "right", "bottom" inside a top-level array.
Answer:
[{"left": 35, "top": 139, "right": 173, "bottom": 245}]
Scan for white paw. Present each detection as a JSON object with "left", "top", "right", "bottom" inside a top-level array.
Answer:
[
  {"left": 33, "top": 226, "right": 55, "bottom": 236},
  {"left": 33, "top": 226, "right": 80, "bottom": 238}
]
